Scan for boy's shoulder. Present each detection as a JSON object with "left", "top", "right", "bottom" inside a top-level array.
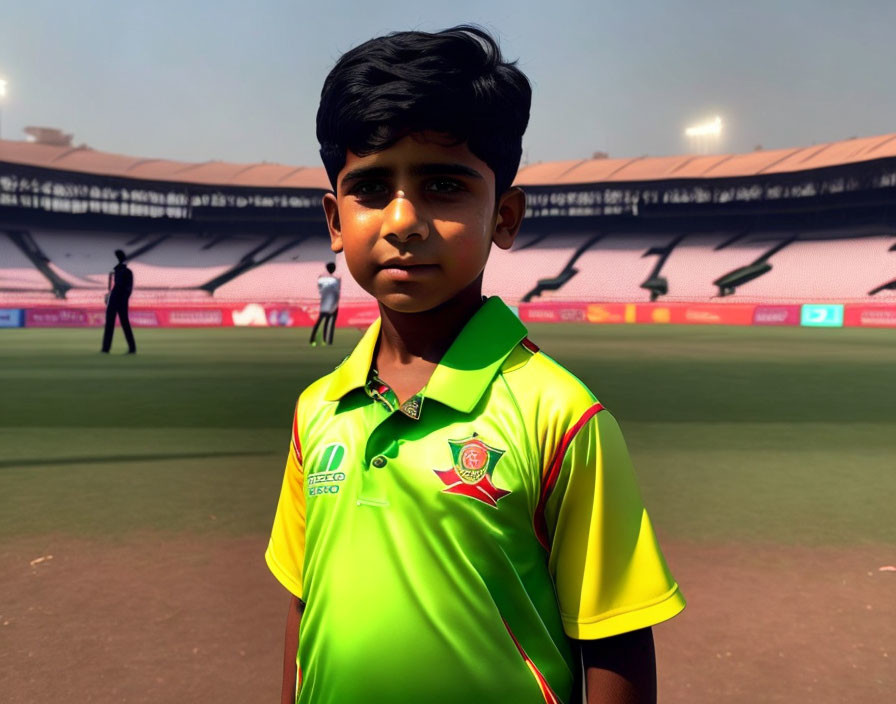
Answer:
[
  {"left": 297, "top": 365, "right": 342, "bottom": 407},
  {"left": 499, "top": 338, "right": 600, "bottom": 420}
]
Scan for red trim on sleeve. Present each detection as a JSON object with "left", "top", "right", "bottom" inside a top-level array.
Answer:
[
  {"left": 502, "top": 618, "right": 561, "bottom": 704},
  {"left": 521, "top": 337, "right": 540, "bottom": 354},
  {"left": 533, "top": 403, "right": 605, "bottom": 550},
  {"left": 291, "top": 408, "right": 303, "bottom": 465}
]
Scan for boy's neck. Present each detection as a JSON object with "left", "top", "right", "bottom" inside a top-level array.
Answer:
[{"left": 376, "top": 285, "right": 485, "bottom": 369}]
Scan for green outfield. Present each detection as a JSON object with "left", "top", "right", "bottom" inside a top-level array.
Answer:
[{"left": 2, "top": 324, "right": 895, "bottom": 544}]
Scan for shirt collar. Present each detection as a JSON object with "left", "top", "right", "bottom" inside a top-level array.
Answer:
[{"left": 323, "top": 297, "right": 527, "bottom": 413}]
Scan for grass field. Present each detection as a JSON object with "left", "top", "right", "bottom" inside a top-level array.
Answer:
[
  {"left": 2, "top": 324, "right": 894, "bottom": 543},
  {"left": 2, "top": 324, "right": 895, "bottom": 703}
]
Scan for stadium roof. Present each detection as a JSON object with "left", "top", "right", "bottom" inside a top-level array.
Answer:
[
  {"left": 0, "top": 139, "right": 331, "bottom": 189},
  {"left": 514, "top": 133, "right": 896, "bottom": 185},
  {"left": 3, "top": 132, "right": 896, "bottom": 190}
]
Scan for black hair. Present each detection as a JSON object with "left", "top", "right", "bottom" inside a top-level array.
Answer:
[
  {"left": 326, "top": 262, "right": 336, "bottom": 273},
  {"left": 317, "top": 25, "right": 531, "bottom": 196},
  {"left": 114, "top": 249, "right": 126, "bottom": 262}
]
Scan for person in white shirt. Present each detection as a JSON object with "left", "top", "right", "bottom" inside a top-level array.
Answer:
[{"left": 310, "top": 261, "right": 341, "bottom": 346}]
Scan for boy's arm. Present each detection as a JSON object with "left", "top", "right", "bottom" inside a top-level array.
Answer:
[
  {"left": 579, "top": 628, "right": 656, "bottom": 704},
  {"left": 281, "top": 595, "right": 304, "bottom": 704}
]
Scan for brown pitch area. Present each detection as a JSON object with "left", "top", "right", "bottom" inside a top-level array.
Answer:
[{"left": 1, "top": 536, "right": 893, "bottom": 703}]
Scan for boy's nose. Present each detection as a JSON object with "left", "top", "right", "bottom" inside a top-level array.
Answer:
[{"left": 381, "top": 194, "right": 429, "bottom": 242}]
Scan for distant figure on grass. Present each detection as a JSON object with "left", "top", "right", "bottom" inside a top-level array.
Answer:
[
  {"left": 310, "top": 262, "right": 340, "bottom": 346},
  {"left": 101, "top": 249, "right": 136, "bottom": 354}
]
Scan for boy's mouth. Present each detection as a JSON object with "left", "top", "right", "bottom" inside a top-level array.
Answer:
[{"left": 379, "top": 259, "right": 439, "bottom": 279}]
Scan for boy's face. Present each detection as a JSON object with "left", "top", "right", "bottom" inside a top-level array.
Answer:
[{"left": 323, "top": 132, "right": 525, "bottom": 314}]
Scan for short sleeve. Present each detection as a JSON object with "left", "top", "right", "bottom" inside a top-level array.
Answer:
[
  {"left": 265, "top": 403, "right": 307, "bottom": 599},
  {"left": 543, "top": 407, "right": 685, "bottom": 639}
]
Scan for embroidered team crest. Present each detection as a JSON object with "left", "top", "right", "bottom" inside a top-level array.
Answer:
[{"left": 434, "top": 434, "right": 511, "bottom": 507}]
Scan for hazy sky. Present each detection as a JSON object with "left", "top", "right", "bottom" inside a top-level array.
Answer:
[{"left": 1, "top": 0, "right": 893, "bottom": 167}]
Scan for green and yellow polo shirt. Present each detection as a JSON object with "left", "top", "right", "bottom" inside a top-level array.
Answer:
[{"left": 266, "top": 297, "right": 684, "bottom": 704}]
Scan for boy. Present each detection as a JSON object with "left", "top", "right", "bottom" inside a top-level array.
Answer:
[
  {"left": 266, "top": 26, "right": 684, "bottom": 704},
  {"left": 309, "top": 262, "right": 340, "bottom": 346}
]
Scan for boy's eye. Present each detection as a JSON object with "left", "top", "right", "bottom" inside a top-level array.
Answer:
[
  {"left": 425, "top": 178, "right": 465, "bottom": 194},
  {"left": 350, "top": 181, "right": 389, "bottom": 197}
]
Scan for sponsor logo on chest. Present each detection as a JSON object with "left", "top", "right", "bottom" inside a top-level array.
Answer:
[{"left": 308, "top": 443, "right": 347, "bottom": 496}]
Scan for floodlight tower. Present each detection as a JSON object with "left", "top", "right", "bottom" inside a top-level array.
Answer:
[
  {"left": 684, "top": 115, "right": 723, "bottom": 154},
  {"left": 0, "top": 78, "right": 7, "bottom": 139}
]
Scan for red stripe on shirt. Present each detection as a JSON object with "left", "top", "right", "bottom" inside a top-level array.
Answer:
[
  {"left": 291, "top": 408, "right": 303, "bottom": 465},
  {"left": 502, "top": 618, "right": 561, "bottom": 704},
  {"left": 533, "top": 403, "right": 605, "bottom": 550},
  {"left": 521, "top": 337, "right": 540, "bottom": 354}
]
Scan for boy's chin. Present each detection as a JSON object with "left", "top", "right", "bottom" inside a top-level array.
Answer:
[
  {"left": 378, "top": 296, "right": 443, "bottom": 315},
  {"left": 377, "top": 292, "right": 471, "bottom": 316}
]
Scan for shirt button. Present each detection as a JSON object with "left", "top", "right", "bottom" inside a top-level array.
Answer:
[{"left": 371, "top": 455, "right": 387, "bottom": 468}]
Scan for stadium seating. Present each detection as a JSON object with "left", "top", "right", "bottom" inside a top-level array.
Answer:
[
  {"left": 539, "top": 234, "right": 680, "bottom": 302},
  {"left": 720, "top": 235, "right": 896, "bottom": 302},
  {"left": 214, "top": 237, "right": 335, "bottom": 301},
  {"left": 658, "top": 234, "right": 778, "bottom": 302},
  {"left": 0, "top": 235, "right": 54, "bottom": 291},
  {"left": 31, "top": 230, "right": 136, "bottom": 287},
  {"left": 482, "top": 233, "right": 584, "bottom": 301},
  {"left": 3, "top": 227, "right": 894, "bottom": 305}
]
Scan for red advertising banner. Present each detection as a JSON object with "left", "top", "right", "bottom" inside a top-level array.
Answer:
[
  {"left": 337, "top": 303, "right": 381, "bottom": 328},
  {"left": 519, "top": 301, "right": 757, "bottom": 325},
  {"left": 25, "top": 308, "right": 97, "bottom": 327},
  {"left": 752, "top": 305, "right": 802, "bottom": 326},
  {"left": 22, "top": 301, "right": 896, "bottom": 329},
  {"left": 518, "top": 303, "right": 589, "bottom": 323},
  {"left": 163, "top": 309, "right": 224, "bottom": 326},
  {"left": 634, "top": 303, "right": 756, "bottom": 326},
  {"left": 585, "top": 303, "right": 635, "bottom": 324},
  {"left": 22, "top": 303, "right": 380, "bottom": 328},
  {"left": 843, "top": 305, "right": 896, "bottom": 328}
]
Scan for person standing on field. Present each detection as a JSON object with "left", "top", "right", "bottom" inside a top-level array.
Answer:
[
  {"left": 267, "top": 26, "right": 684, "bottom": 704},
  {"left": 310, "top": 261, "right": 340, "bottom": 346},
  {"left": 101, "top": 249, "right": 136, "bottom": 354}
]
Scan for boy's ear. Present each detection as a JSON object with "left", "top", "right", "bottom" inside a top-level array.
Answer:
[
  {"left": 492, "top": 187, "right": 526, "bottom": 251},
  {"left": 322, "top": 193, "right": 343, "bottom": 253}
]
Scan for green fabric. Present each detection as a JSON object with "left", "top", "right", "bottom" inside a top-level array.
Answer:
[{"left": 266, "top": 297, "right": 683, "bottom": 704}]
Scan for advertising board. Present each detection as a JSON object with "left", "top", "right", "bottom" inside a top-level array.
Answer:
[
  {"left": 18, "top": 300, "right": 895, "bottom": 329},
  {"left": 753, "top": 305, "right": 801, "bottom": 326},
  {"left": 0, "top": 309, "right": 24, "bottom": 328},
  {"left": 518, "top": 303, "right": 588, "bottom": 323},
  {"left": 843, "top": 305, "right": 896, "bottom": 328},
  {"left": 800, "top": 304, "right": 844, "bottom": 328},
  {"left": 634, "top": 303, "right": 756, "bottom": 325},
  {"left": 585, "top": 304, "right": 634, "bottom": 324},
  {"left": 337, "top": 303, "right": 380, "bottom": 328},
  {"left": 25, "top": 308, "right": 94, "bottom": 327}
]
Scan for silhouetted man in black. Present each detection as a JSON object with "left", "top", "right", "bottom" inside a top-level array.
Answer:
[{"left": 101, "top": 249, "right": 136, "bottom": 354}]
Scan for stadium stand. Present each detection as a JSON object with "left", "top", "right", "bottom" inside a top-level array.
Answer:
[
  {"left": 539, "top": 234, "right": 681, "bottom": 303},
  {"left": 0, "top": 234, "right": 54, "bottom": 291},
  {"left": 214, "top": 237, "right": 334, "bottom": 301},
  {"left": 656, "top": 234, "right": 773, "bottom": 302},
  {"left": 4, "top": 227, "right": 896, "bottom": 305},
  {"left": 721, "top": 234, "right": 896, "bottom": 303},
  {"left": 482, "top": 232, "right": 584, "bottom": 302},
  {"left": 4, "top": 133, "right": 896, "bottom": 308},
  {"left": 31, "top": 230, "right": 135, "bottom": 284}
]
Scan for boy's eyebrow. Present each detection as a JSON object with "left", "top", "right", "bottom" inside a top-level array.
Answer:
[{"left": 341, "top": 163, "right": 485, "bottom": 187}]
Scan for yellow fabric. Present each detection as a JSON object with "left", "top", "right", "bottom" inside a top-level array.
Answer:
[
  {"left": 544, "top": 410, "right": 685, "bottom": 638},
  {"left": 265, "top": 402, "right": 306, "bottom": 599}
]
